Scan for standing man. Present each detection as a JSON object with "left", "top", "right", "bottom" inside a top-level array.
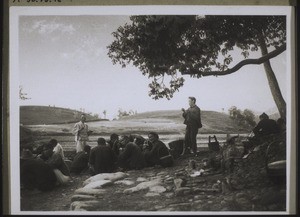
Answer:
[
  {"left": 73, "top": 114, "right": 89, "bottom": 153},
  {"left": 182, "top": 97, "right": 202, "bottom": 156}
]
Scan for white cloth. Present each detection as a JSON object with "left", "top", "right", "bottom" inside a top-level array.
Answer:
[
  {"left": 73, "top": 121, "right": 89, "bottom": 153},
  {"left": 53, "top": 143, "right": 65, "bottom": 159}
]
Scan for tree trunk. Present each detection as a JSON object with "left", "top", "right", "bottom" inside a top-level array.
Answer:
[{"left": 258, "top": 33, "right": 286, "bottom": 119}]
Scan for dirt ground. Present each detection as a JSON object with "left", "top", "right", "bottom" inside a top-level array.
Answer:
[{"left": 21, "top": 154, "right": 197, "bottom": 212}]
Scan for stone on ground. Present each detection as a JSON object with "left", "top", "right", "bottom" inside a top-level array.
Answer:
[
  {"left": 123, "top": 178, "right": 162, "bottom": 194},
  {"left": 115, "top": 180, "right": 135, "bottom": 186},
  {"left": 136, "top": 177, "right": 148, "bottom": 182},
  {"left": 149, "top": 185, "right": 166, "bottom": 193},
  {"left": 70, "top": 200, "right": 101, "bottom": 211},
  {"left": 71, "top": 194, "right": 97, "bottom": 202},
  {"left": 75, "top": 188, "right": 106, "bottom": 195},
  {"left": 145, "top": 192, "right": 160, "bottom": 197},
  {"left": 83, "top": 180, "right": 113, "bottom": 189},
  {"left": 83, "top": 172, "right": 128, "bottom": 185}
]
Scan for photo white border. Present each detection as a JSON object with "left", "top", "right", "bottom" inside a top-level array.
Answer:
[{"left": 9, "top": 5, "right": 295, "bottom": 215}]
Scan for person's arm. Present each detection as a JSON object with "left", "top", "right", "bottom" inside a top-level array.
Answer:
[
  {"left": 253, "top": 121, "right": 262, "bottom": 135},
  {"left": 182, "top": 108, "right": 188, "bottom": 118},
  {"left": 73, "top": 123, "right": 80, "bottom": 134}
]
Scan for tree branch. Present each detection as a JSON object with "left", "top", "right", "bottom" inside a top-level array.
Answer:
[{"left": 181, "top": 44, "right": 286, "bottom": 76}]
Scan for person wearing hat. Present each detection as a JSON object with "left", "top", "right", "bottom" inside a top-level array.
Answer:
[
  {"left": 252, "top": 112, "right": 280, "bottom": 137},
  {"left": 89, "top": 137, "right": 116, "bottom": 175},
  {"left": 20, "top": 149, "right": 57, "bottom": 191}
]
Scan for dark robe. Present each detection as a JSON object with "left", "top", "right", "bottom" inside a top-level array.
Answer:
[
  {"left": 89, "top": 145, "right": 116, "bottom": 174},
  {"left": 118, "top": 142, "right": 146, "bottom": 170},
  {"left": 144, "top": 140, "right": 170, "bottom": 167},
  {"left": 20, "top": 158, "right": 57, "bottom": 191},
  {"left": 70, "top": 151, "right": 89, "bottom": 174}
]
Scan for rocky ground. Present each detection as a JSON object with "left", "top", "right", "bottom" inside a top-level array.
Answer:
[{"left": 21, "top": 142, "right": 286, "bottom": 213}]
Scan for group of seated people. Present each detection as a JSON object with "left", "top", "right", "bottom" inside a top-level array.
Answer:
[
  {"left": 87, "top": 132, "right": 173, "bottom": 175},
  {"left": 20, "top": 132, "right": 173, "bottom": 192},
  {"left": 20, "top": 139, "right": 71, "bottom": 192}
]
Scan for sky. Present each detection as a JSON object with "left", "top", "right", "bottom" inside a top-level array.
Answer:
[{"left": 18, "top": 15, "right": 287, "bottom": 120}]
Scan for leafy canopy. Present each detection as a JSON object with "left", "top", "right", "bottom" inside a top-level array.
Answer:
[{"left": 108, "top": 15, "right": 286, "bottom": 100}]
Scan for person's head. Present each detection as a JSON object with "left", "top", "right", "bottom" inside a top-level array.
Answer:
[
  {"left": 97, "top": 137, "right": 106, "bottom": 146},
  {"left": 49, "top": 139, "right": 58, "bottom": 148},
  {"left": 188, "top": 97, "right": 196, "bottom": 107},
  {"left": 148, "top": 132, "right": 159, "bottom": 143},
  {"left": 81, "top": 114, "right": 86, "bottom": 123},
  {"left": 84, "top": 144, "right": 91, "bottom": 154},
  {"left": 42, "top": 142, "right": 54, "bottom": 158},
  {"left": 110, "top": 133, "right": 119, "bottom": 142},
  {"left": 119, "top": 135, "right": 130, "bottom": 146},
  {"left": 259, "top": 112, "right": 269, "bottom": 120}
]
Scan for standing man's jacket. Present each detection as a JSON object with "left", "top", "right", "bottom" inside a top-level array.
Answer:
[
  {"left": 183, "top": 105, "right": 202, "bottom": 128},
  {"left": 73, "top": 121, "right": 89, "bottom": 141}
]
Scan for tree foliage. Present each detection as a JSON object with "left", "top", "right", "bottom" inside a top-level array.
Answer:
[
  {"left": 228, "top": 106, "right": 256, "bottom": 128},
  {"left": 108, "top": 15, "right": 286, "bottom": 118},
  {"left": 117, "top": 108, "right": 135, "bottom": 119},
  {"left": 108, "top": 15, "right": 285, "bottom": 100}
]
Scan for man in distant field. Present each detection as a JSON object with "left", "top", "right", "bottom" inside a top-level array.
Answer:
[
  {"left": 181, "top": 97, "right": 202, "bottom": 156},
  {"left": 73, "top": 114, "right": 89, "bottom": 153}
]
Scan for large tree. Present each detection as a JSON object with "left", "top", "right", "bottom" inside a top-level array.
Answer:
[{"left": 108, "top": 15, "right": 286, "bottom": 118}]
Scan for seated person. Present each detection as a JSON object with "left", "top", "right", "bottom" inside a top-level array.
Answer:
[
  {"left": 89, "top": 138, "right": 116, "bottom": 175},
  {"left": 117, "top": 135, "right": 146, "bottom": 171},
  {"left": 144, "top": 132, "right": 173, "bottom": 167},
  {"left": 253, "top": 113, "right": 280, "bottom": 137},
  {"left": 129, "top": 134, "right": 146, "bottom": 151},
  {"left": 107, "top": 133, "right": 120, "bottom": 157},
  {"left": 70, "top": 145, "right": 91, "bottom": 174},
  {"left": 20, "top": 149, "right": 57, "bottom": 191},
  {"left": 41, "top": 143, "right": 71, "bottom": 184},
  {"left": 49, "top": 139, "right": 65, "bottom": 160}
]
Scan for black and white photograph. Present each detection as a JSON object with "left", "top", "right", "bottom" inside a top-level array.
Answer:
[{"left": 7, "top": 2, "right": 296, "bottom": 215}]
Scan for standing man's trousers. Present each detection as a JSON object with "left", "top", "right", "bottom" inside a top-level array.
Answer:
[{"left": 184, "top": 125, "right": 199, "bottom": 154}]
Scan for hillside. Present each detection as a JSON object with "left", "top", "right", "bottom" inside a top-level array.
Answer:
[
  {"left": 20, "top": 106, "right": 102, "bottom": 125},
  {"left": 120, "top": 110, "right": 251, "bottom": 133}
]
